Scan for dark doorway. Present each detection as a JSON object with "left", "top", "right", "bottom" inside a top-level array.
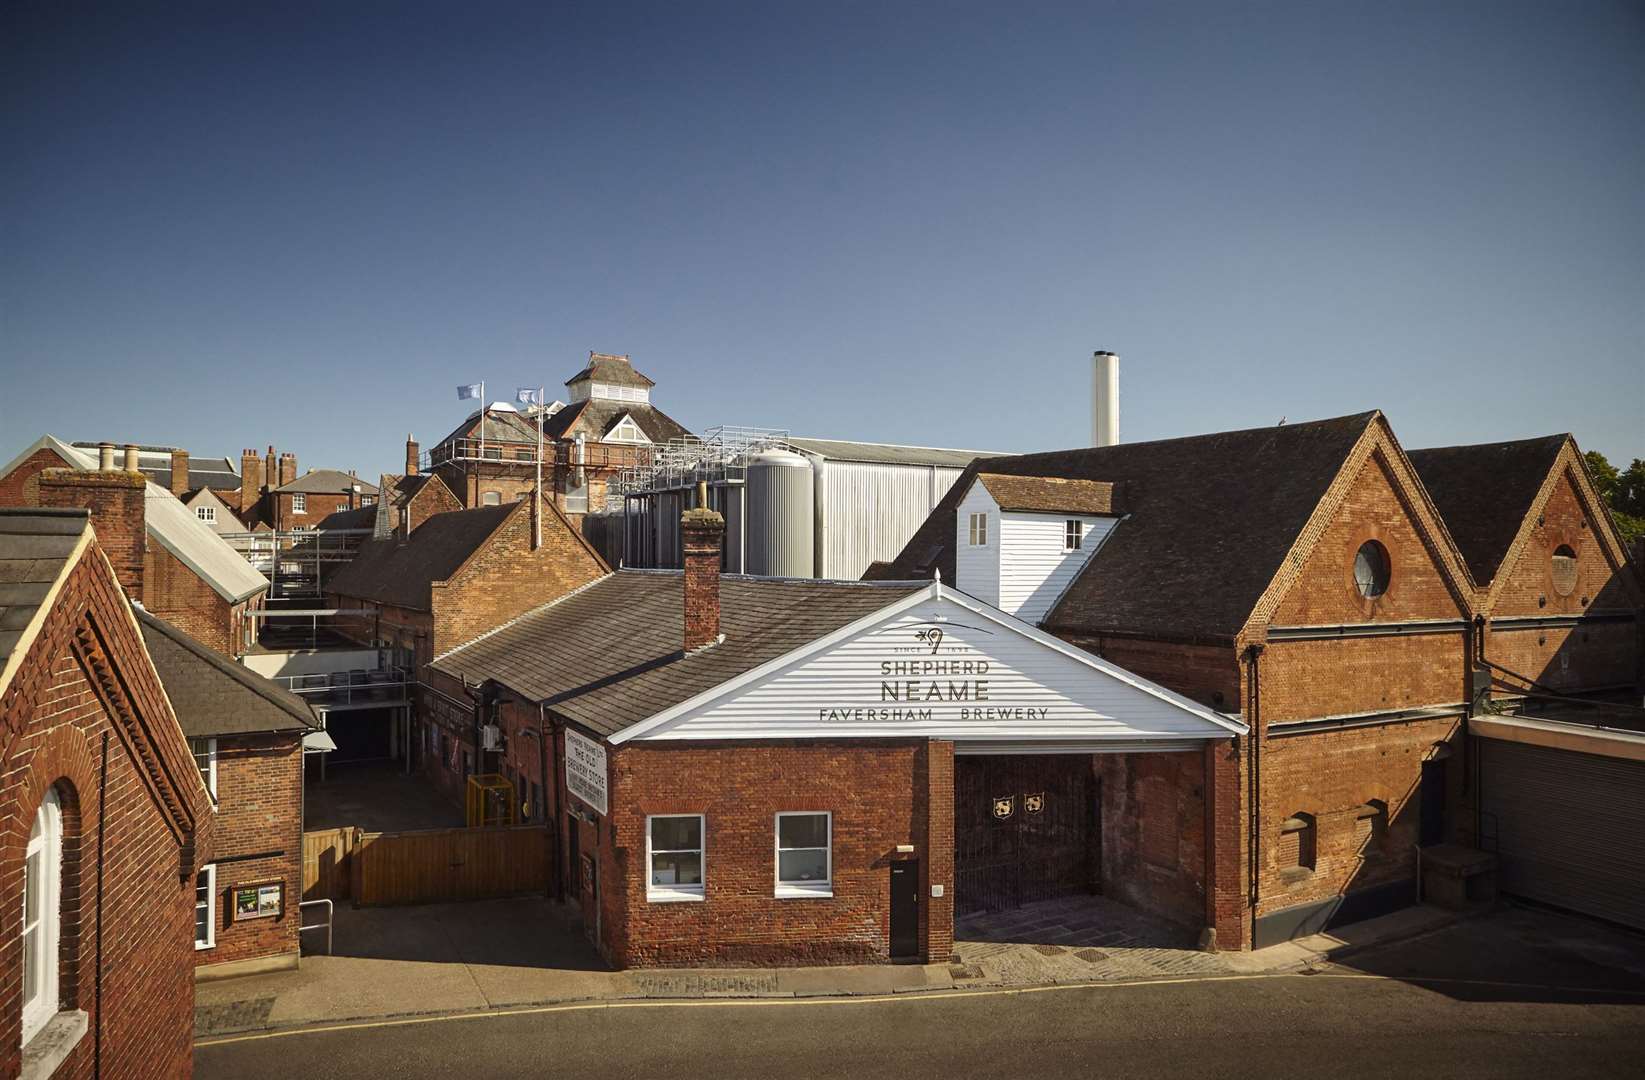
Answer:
[
  {"left": 955, "top": 755, "right": 1095, "bottom": 916},
  {"left": 1420, "top": 758, "right": 1448, "bottom": 847},
  {"left": 889, "top": 860, "right": 919, "bottom": 959},
  {"left": 565, "top": 813, "right": 580, "bottom": 904}
]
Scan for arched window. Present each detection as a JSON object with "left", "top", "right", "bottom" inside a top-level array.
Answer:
[
  {"left": 1353, "top": 541, "right": 1390, "bottom": 598},
  {"left": 1550, "top": 544, "right": 1578, "bottom": 597},
  {"left": 21, "top": 787, "right": 63, "bottom": 1046}
]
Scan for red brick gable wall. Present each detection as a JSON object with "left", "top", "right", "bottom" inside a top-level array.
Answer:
[
  {"left": 405, "top": 477, "right": 462, "bottom": 533},
  {"left": 1, "top": 550, "right": 203, "bottom": 1080},
  {"left": 145, "top": 542, "right": 242, "bottom": 656},
  {"left": 0, "top": 447, "right": 79, "bottom": 508}
]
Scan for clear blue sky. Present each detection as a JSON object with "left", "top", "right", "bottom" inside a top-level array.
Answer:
[{"left": 3, "top": 1, "right": 1641, "bottom": 477}]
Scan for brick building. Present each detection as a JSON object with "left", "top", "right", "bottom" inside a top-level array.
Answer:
[
  {"left": 876, "top": 411, "right": 1643, "bottom": 947},
  {"left": 1, "top": 509, "right": 212, "bottom": 1079},
  {"left": 316, "top": 471, "right": 462, "bottom": 536},
  {"left": 324, "top": 491, "right": 607, "bottom": 799},
  {"left": 427, "top": 353, "right": 690, "bottom": 513},
  {"left": 431, "top": 489, "right": 1243, "bottom": 968},
  {"left": 135, "top": 608, "right": 317, "bottom": 978},
  {"left": 0, "top": 436, "right": 270, "bottom": 658}
]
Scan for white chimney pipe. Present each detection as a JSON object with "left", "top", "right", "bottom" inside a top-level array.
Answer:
[{"left": 1092, "top": 351, "right": 1119, "bottom": 447}]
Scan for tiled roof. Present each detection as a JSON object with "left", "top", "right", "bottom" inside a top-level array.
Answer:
[
  {"left": 432, "top": 406, "right": 544, "bottom": 450},
  {"left": 565, "top": 353, "right": 656, "bottom": 389},
  {"left": 543, "top": 399, "right": 690, "bottom": 445},
  {"left": 1407, "top": 435, "right": 1569, "bottom": 586},
  {"left": 135, "top": 607, "right": 314, "bottom": 737},
  {"left": 433, "top": 571, "right": 925, "bottom": 737},
  {"left": 325, "top": 502, "right": 517, "bottom": 610},
  {"left": 880, "top": 412, "right": 1379, "bottom": 641},
  {"left": 274, "top": 469, "right": 379, "bottom": 495},
  {"left": 0, "top": 509, "right": 89, "bottom": 681},
  {"left": 976, "top": 474, "right": 1124, "bottom": 516},
  {"left": 787, "top": 438, "right": 1005, "bottom": 469}
]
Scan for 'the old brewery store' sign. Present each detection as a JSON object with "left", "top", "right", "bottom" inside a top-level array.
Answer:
[{"left": 565, "top": 727, "right": 609, "bottom": 816}]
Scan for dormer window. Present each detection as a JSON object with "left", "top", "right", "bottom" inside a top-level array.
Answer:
[
  {"left": 1064, "top": 519, "right": 1083, "bottom": 551},
  {"left": 605, "top": 416, "right": 651, "bottom": 444}
]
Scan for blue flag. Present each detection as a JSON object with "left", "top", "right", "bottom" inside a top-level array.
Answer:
[{"left": 457, "top": 383, "right": 482, "bottom": 400}]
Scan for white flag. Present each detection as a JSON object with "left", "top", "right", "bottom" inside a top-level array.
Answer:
[
  {"left": 516, "top": 387, "right": 541, "bottom": 405},
  {"left": 456, "top": 383, "right": 482, "bottom": 400}
]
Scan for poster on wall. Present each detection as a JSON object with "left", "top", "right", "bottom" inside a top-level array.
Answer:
[
  {"left": 564, "top": 728, "right": 608, "bottom": 816},
  {"left": 232, "top": 881, "right": 284, "bottom": 921}
]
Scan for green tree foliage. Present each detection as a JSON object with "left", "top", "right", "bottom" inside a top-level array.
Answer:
[{"left": 1584, "top": 449, "right": 1645, "bottom": 542}]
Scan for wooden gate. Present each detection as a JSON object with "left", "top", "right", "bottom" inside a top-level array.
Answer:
[
  {"left": 955, "top": 755, "right": 1096, "bottom": 916},
  {"left": 303, "top": 826, "right": 360, "bottom": 901},
  {"left": 351, "top": 824, "right": 553, "bottom": 907}
]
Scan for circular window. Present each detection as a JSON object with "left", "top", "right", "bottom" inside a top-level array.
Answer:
[
  {"left": 1353, "top": 540, "right": 1391, "bottom": 598},
  {"left": 1550, "top": 544, "right": 1578, "bottom": 597}
]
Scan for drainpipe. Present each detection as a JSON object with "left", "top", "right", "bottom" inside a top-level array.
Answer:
[
  {"left": 95, "top": 732, "right": 108, "bottom": 1079},
  {"left": 1245, "top": 644, "right": 1264, "bottom": 916}
]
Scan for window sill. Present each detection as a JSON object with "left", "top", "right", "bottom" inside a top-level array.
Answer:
[
  {"left": 21, "top": 1010, "right": 88, "bottom": 1080},
  {"left": 775, "top": 885, "right": 833, "bottom": 900},
  {"left": 646, "top": 890, "right": 704, "bottom": 904}
]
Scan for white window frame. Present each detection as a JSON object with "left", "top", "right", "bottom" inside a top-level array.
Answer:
[
  {"left": 481, "top": 491, "right": 502, "bottom": 506},
  {"left": 291, "top": 493, "right": 307, "bottom": 514},
  {"left": 196, "top": 505, "right": 217, "bottom": 524},
  {"left": 195, "top": 864, "right": 216, "bottom": 950},
  {"left": 21, "top": 788, "right": 63, "bottom": 1047},
  {"left": 1064, "top": 519, "right": 1083, "bottom": 552},
  {"left": 774, "top": 811, "right": 832, "bottom": 899},
  {"left": 968, "top": 511, "right": 988, "bottom": 547},
  {"left": 645, "top": 814, "right": 705, "bottom": 902},
  {"left": 190, "top": 737, "right": 218, "bottom": 805}
]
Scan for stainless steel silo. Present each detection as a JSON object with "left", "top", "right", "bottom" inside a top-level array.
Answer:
[{"left": 746, "top": 449, "right": 816, "bottom": 578}]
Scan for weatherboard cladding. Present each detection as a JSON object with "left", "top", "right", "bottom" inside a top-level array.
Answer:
[
  {"left": 433, "top": 571, "right": 926, "bottom": 737},
  {"left": 136, "top": 607, "right": 315, "bottom": 737},
  {"left": 1407, "top": 435, "right": 1569, "bottom": 586},
  {"left": 881, "top": 411, "right": 1379, "bottom": 641}
]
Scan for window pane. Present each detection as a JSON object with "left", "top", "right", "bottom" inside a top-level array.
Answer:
[
  {"left": 651, "top": 816, "right": 701, "bottom": 851},
  {"left": 779, "top": 814, "right": 828, "bottom": 849},
  {"left": 196, "top": 904, "right": 210, "bottom": 944},
  {"left": 778, "top": 849, "right": 828, "bottom": 883},
  {"left": 24, "top": 851, "right": 40, "bottom": 924},
  {"left": 22, "top": 926, "right": 37, "bottom": 1001},
  {"left": 651, "top": 851, "right": 702, "bottom": 887}
]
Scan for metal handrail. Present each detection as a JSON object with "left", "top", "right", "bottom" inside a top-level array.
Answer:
[
  {"left": 273, "top": 667, "right": 412, "bottom": 706},
  {"left": 298, "top": 899, "right": 333, "bottom": 955}
]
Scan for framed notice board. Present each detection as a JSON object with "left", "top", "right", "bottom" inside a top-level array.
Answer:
[{"left": 231, "top": 880, "right": 285, "bottom": 922}]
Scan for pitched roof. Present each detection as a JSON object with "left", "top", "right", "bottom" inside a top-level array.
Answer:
[
  {"left": 432, "top": 406, "right": 543, "bottom": 450},
  {"left": 70, "top": 443, "right": 240, "bottom": 491},
  {"left": 135, "top": 607, "right": 315, "bottom": 737},
  {"left": 881, "top": 412, "right": 1380, "bottom": 641},
  {"left": 315, "top": 503, "right": 376, "bottom": 531},
  {"left": 787, "top": 438, "right": 1007, "bottom": 469},
  {"left": 325, "top": 502, "right": 517, "bottom": 610},
  {"left": 274, "top": 469, "right": 379, "bottom": 495},
  {"left": 0, "top": 508, "right": 91, "bottom": 683},
  {"left": 542, "top": 399, "right": 691, "bottom": 445},
  {"left": 1406, "top": 436, "right": 1569, "bottom": 586},
  {"left": 565, "top": 353, "right": 656, "bottom": 389},
  {"left": 433, "top": 572, "right": 926, "bottom": 737},
  {"left": 975, "top": 474, "right": 1124, "bottom": 516}
]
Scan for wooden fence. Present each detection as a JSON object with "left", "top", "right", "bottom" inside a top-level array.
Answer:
[{"left": 303, "top": 824, "right": 553, "bottom": 907}]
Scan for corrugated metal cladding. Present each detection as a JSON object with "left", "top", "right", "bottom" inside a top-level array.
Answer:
[
  {"left": 1478, "top": 738, "right": 1645, "bottom": 930},
  {"left": 814, "top": 461, "right": 965, "bottom": 580},
  {"left": 747, "top": 450, "right": 814, "bottom": 577}
]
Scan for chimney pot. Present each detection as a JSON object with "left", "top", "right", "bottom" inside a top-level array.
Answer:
[
  {"left": 123, "top": 444, "right": 141, "bottom": 473},
  {"left": 98, "top": 442, "right": 115, "bottom": 471},
  {"left": 680, "top": 482, "right": 725, "bottom": 652}
]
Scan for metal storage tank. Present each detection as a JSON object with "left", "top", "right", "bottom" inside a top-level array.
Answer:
[{"left": 746, "top": 449, "right": 815, "bottom": 577}]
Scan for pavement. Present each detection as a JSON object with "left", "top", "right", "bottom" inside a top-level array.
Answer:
[
  {"left": 194, "top": 893, "right": 1483, "bottom": 1039},
  {"left": 196, "top": 906, "right": 1645, "bottom": 1079}
]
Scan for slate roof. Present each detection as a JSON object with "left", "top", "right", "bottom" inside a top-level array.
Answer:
[
  {"left": 274, "top": 469, "right": 379, "bottom": 496},
  {"left": 135, "top": 607, "right": 315, "bottom": 737},
  {"left": 325, "top": 503, "right": 517, "bottom": 610},
  {"left": 1407, "top": 435, "right": 1569, "bottom": 586},
  {"left": 879, "top": 412, "right": 1380, "bottom": 641},
  {"left": 542, "top": 399, "right": 691, "bottom": 445},
  {"left": 432, "top": 406, "right": 545, "bottom": 450},
  {"left": 565, "top": 353, "right": 656, "bottom": 389},
  {"left": 787, "top": 438, "right": 1006, "bottom": 469},
  {"left": 70, "top": 443, "right": 240, "bottom": 491},
  {"left": 315, "top": 504, "right": 376, "bottom": 531},
  {"left": 0, "top": 509, "right": 89, "bottom": 681},
  {"left": 976, "top": 474, "right": 1124, "bottom": 516},
  {"left": 434, "top": 571, "right": 926, "bottom": 737}
]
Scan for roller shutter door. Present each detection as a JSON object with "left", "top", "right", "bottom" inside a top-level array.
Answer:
[{"left": 1478, "top": 738, "right": 1645, "bottom": 930}]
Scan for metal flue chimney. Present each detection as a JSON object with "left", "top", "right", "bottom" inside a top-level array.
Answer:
[{"left": 1092, "top": 350, "right": 1119, "bottom": 447}]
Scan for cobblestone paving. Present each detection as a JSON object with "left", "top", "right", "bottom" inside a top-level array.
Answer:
[
  {"left": 195, "top": 996, "right": 276, "bottom": 1037},
  {"left": 953, "top": 896, "right": 1232, "bottom": 985}
]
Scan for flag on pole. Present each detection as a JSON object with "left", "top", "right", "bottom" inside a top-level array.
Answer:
[
  {"left": 456, "top": 383, "right": 482, "bottom": 400},
  {"left": 516, "top": 387, "right": 542, "bottom": 405}
]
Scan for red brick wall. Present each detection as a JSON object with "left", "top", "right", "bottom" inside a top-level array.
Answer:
[
  {"left": 1096, "top": 750, "right": 1208, "bottom": 930},
  {"left": 405, "top": 477, "right": 461, "bottom": 533},
  {"left": 602, "top": 740, "right": 937, "bottom": 968},
  {"left": 145, "top": 542, "right": 238, "bottom": 656},
  {"left": 196, "top": 733, "right": 303, "bottom": 971},
  {"left": 36, "top": 469, "right": 147, "bottom": 598},
  {"left": 279, "top": 491, "right": 356, "bottom": 529},
  {"left": 1259, "top": 634, "right": 1468, "bottom": 722},
  {"left": 1066, "top": 636, "right": 1241, "bottom": 711},
  {"left": 0, "top": 446, "right": 77, "bottom": 507},
  {"left": 1, "top": 549, "right": 203, "bottom": 1079},
  {"left": 419, "top": 669, "right": 477, "bottom": 806}
]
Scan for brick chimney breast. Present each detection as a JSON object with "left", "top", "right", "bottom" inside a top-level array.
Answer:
[
  {"left": 170, "top": 449, "right": 189, "bottom": 496},
  {"left": 681, "top": 480, "right": 724, "bottom": 652},
  {"left": 405, "top": 434, "right": 420, "bottom": 478},
  {"left": 240, "top": 449, "right": 262, "bottom": 512},
  {"left": 37, "top": 467, "right": 147, "bottom": 598}
]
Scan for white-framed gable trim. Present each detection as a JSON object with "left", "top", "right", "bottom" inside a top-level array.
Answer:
[
  {"left": 602, "top": 413, "right": 652, "bottom": 445},
  {"left": 609, "top": 582, "right": 1245, "bottom": 747}
]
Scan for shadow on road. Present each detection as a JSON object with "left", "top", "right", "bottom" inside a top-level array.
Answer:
[{"left": 322, "top": 896, "right": 609, "bottom": 972}]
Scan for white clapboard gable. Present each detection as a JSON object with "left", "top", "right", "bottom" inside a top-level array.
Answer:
[{"left": 614, "top": 584, "right": 1245, "bottom": 751}]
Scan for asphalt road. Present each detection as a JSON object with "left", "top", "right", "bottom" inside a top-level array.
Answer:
[{"left": 198, "top": 907, "right": 1645, "bottom": 1079}]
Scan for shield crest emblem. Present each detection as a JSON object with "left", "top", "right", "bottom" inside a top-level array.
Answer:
[
  {"left": 1024, "top": 792, "right": 1045, "bottom": 815},
  {"left": 992, "top": 795, "right": 1014, "bottom": 820}
]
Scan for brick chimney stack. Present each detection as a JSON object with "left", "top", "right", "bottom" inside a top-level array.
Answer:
[
  {"left": 265, "top": 446, "right": 277, "bottom": 490},
  {"left": 240, "top": 449, "right": 262, "bottom": 512},
  {"left": 681, "top": 480, "right": 724, "bottom": 651},
  {"left": 279, "top": 452, "right": 297, "bottom": 488},
  {"left": 405, "top": 434, "right": 420, "bottom": 478},
  {"left": 170, "top": 448, "right": 190, "bottom": 496},
  {"left": 37, "top": 466, "right": 147, "bottom": 598}
]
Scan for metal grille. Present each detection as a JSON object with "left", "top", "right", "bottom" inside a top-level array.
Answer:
[{"left": 955, "top": 755, "right": 1095, "bottom": 916}]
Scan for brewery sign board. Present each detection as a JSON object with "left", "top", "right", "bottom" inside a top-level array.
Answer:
[{"left": 565, "top": 728, "right": 609, "bottom": 816}]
